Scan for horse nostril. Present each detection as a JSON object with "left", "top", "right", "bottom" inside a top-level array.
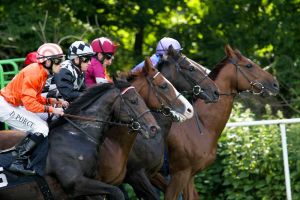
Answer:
[
  {"left": 273, "top": 83, "right": 279, "bottom": 90},
  {"left": 187, "top": 108, "right": 192, "bottom": 113},
  {"left": 150, "top": 126, "right": 158, "bottom": 134},
  {"left": 214, "top": 90, "right": 220, "bottom": 97}
]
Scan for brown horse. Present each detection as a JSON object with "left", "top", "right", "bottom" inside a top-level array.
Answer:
[
  {"left": 153, "top": 45, "right": 280, "bottom": 200},
  {"left": 102, "top": 47, "right": 220, "bottom": 200},
  {"left": 97, "top": 56, "right": 194, "bottom": 185}
]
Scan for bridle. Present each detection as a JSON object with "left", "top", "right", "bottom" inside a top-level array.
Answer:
[
  {"left": 145, "top": 71, "right": 182, "bottom": 119},
  {"left": 219, "top": 58, "right": 265, "bottom": 96},
  {"left": 169, "top": 54, "right": 209, "bottom": 97},
  {"left": 117, "top": 86, "right": 151, "bottom": 131},
  {"left": 63, "top": 86, "right": 151, "bottom": 145}
]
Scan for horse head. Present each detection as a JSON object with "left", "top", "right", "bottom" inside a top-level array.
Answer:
[
  {"left": 157, "top": 45, "right": 219, "bottom": 103},
  {"left": 127, "top": 57, "right": 194, "bottom": 122},
  {"left": 209, "top": 44, "right": 279, "bottom": 96},
  {"left": 111, "top": 81, "right": 160, "bottom": 138},
  {"left": 64, "top": 82, "right": 159, "bottom": 140}
]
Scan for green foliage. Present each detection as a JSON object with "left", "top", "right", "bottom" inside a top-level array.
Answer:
[
  {"left": 195, "top": 103, "right": 300, "bottom": 199},
  {"left": 1, "top": 0, "right": 300, "bottom": 113}
]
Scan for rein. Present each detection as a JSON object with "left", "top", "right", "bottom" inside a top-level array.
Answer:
[
  {"left": 63, "top": 86, "right": 150, "bottom": 145},
  {"left": 63, "top": 113, "right": 133, "bottom": 126}
]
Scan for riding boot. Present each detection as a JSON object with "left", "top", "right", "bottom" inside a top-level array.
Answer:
[{"left": 8, "top": 133, "right": 44, "bottom": 175}]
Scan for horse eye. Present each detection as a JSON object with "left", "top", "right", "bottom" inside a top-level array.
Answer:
[
  {"left": 246, "top": 64, "right": 253, "bottom": 68},
  {"left": 130, "top": 98, "right": 138, "bottom": 104},
  {"left": 159, "top": 83, "right": 168, "bottom": 90},
  {"left": 189, "top": 66, "right": 195, "bottom": 71}
]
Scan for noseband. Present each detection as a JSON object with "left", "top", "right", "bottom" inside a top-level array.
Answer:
[
  {"left": 146, "top": 71, "right": 182, "bottom": 118},
  {"left": 228, "top": 58, "right": 264, "bottom": 96}
]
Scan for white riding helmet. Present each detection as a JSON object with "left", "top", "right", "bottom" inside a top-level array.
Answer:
[
  {"left": 68, "top": 41, "right": 94, "bottom": 60},
  {"left": 156, "top": 37, "right": 182, "bottom": 55},
  {"left": 37, "top": 43, "right": 64, "bottom": 63}
]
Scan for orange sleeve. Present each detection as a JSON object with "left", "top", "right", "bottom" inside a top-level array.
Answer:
[
  {"left": 21, "top": 73, "right": 53, "bottom": 113},
  {"left": 36, "top": 94, "right": 47, "bottom": 104}
]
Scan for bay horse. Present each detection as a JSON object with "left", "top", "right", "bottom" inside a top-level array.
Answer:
[
  {"left": 153, "top": 44, "right": 280, "bottom": 200},
  {"left": 0, "top": 80, "right": 160, "bottom": 200},
  {"left": 97, "top": 56, "right": 194, "bottom": 185},
  {"left": 108, "top": 46, "right": 220, "bottom": 200}
]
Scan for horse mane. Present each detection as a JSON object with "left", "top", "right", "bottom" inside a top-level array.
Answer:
[
  {"left": 156, "top": 58, "right": 166, "bottom": 71},
  {"left": 66, "top": 80, "right": 132, "bottom": 115},
  {"left": 49, "top": 80, "right": 132, "bottom": 129},
  {"left": 65, "top": 83, "right": 114, "bottom": 115},
  {"left": 208, "top": 56, "right": 230, "bottom": 80}
]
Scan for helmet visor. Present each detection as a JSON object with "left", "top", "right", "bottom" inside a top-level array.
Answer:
[{"left": 51, "top": 56, "right": 65, "bottom": 65}]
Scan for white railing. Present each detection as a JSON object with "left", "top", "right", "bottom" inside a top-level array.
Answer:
[{"left": 226, "top": 118, "right": 300, "bottom": 200}]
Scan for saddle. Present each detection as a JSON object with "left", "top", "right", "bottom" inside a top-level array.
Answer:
[{"left": 0, "top": 130, "right": 53, "bottom": 200}]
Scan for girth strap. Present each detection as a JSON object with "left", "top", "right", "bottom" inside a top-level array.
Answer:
[{"left": 34, "top": 175, "right": 54, "bottom": 200}]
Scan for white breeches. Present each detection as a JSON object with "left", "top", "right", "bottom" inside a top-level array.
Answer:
[{"left": 0, "top": 96, "right": 49, "bottom": 136}]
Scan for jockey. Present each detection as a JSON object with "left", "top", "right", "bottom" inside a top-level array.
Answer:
[
  {"left": 42, "top": 59, "right": 62, "bottom": 99},
  {"left": 131, "top": 37, "right": 182, "bottom": 72},
  {"left": 55, "top": 41, "right": 94, "bottom": 102},
  {"left": 85, "top": 37, "right": 118, "bottom": 87},
  {"left": 0, "top": 43, "right": 68, "bottom": 175}
]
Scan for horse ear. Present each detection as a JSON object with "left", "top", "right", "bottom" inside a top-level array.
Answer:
[
  {"left": 224, "top": 44, "right": 235, "bottom": 58},
  {"left": 167, "top": 45, "right": 176, "bottom": 56},
  {"left": 143, "top": 57, "right": 155, "bottom": 75},
  {"left": 234, "top": 49, "right": 243, "bottom": 59}
]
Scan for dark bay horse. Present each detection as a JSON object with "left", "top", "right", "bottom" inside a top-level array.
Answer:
[
  {"left": 158, "top": 46, "right": 219, "bottom": 103},
  {"left": 0, "top": 80, "right": 160, "bottom": 200},
  {"left": 153, "top": 45, "right": 280, "bottom": 200},
  {"left": 97, "top": 57, "right": 194, "bottom": 185},
  {"left": 115, "top": 46, "right": 220, "bottom": 200}
]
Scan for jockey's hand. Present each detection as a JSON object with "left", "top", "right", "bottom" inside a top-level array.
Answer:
[
  {"left": 61, "top": 100, "right": 69, "bottom": 108},
  {"left": 55, "top": 99, "right": 69, "bottom": 108},
  {"left": 53, "top": 107, "right": 64, "bottom": 116}
]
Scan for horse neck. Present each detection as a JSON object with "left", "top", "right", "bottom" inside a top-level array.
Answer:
[
  {"left": 198, "top": 66, "right": 236, "bottom": 138},
  {"left": 79, "top": 92, "right": 118, "bottom": 141},
  {"left": 131, "top": 78, "right": 150, "bottom": 105}
]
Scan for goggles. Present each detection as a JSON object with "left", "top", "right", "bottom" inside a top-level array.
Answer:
[
  {"left": 80, "top": 56, "right": 92, "bottom": 63},
  {"left": 103, "top": 53, "right": 114, "bottom": 60},
  {"left": 51, "top": 57, "right": 65, "bottom": 65}
]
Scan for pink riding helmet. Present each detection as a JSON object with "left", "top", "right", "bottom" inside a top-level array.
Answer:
[{"left": 91, "top": 37, "right": 118, "bottom": 54}]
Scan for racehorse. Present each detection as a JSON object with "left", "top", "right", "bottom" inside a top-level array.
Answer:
[
  {"left": 152, "top": 44, "right": 280, "bottom": 200},
  {"left": 114, "top": 46, "right": 220, "bottom": 200},
  {"left": 97, "top": 56, "right": 194, "bottom": 185},
  {"left": 0, "top": 80, "right": 160, "bottom": 200}
]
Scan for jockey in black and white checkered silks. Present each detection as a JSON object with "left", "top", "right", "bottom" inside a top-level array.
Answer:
[{"left": 55, "top": 41, "right": 95, "bottom": 103}]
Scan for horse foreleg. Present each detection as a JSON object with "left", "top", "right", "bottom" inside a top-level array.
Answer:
[
  {"left": 165, "top": 169, "right": 191, "bottom": 200},
  {"left": 150, "top": 172, "right": 168, "bottom": 192},
  {"left": 125, "top": 169, "right": 160, "bottom": 200},
  {"left": 60, "top": 175, "right": 124, "bottom": 200},
  {"left": 182, "top": 177, "right": 199, "bottom": 200}
]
